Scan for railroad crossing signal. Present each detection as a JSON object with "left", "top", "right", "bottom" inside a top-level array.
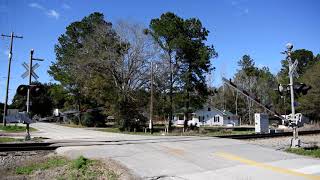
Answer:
[
  {"left": 21, "top": 62, "right": 40, "bottom": 80},
  {"left": 289, "top": 59, "right": 299, "bottom": 78}
]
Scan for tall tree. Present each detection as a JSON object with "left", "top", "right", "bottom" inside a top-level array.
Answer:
[
  {"left": 297, "top": 61, "right": 320, "bottom": 122},
  {"left": 278, "top": 49, "right": 316, "bottom": 83},
  {"left": 146, "top": 12, "right": 185, "bottom": 128},
  {"left": 49, "top": 12, "right": 121, "bottom": 124},
  {"left": 50, "top": 13, "right": 159, "bottom": 130},
  {"left": 147, "top": 12, "right": 217, "bottom": 130}
]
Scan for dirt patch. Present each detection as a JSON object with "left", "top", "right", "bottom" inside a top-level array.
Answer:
[
  {"left": 0, "top": 150, "right": 52, "bottom": 171},
  {"left": 100, "top": 157, "right": 141, "bottom": 180}
]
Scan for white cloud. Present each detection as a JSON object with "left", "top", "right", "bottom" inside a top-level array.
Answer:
[
  {"left": 230, "top": 0, "right": 249, "bottom": 16},
  {"left": 62, "top": 3, "right": 71, "bottom": 9},
  {"left": 244, "top": 8, "right": 249, "bottom": 14},
  {"left": 47, "top": 9, "right": 60, "bottom": 19},
  {"left": 231, "top": 1, "right": 238, "bottom": 6},
  {"left": 29, "top": 3, "right": 44, "bottom": 10},
  {"left": 28, "top": 2, "right": 60, "bottom": 20}
]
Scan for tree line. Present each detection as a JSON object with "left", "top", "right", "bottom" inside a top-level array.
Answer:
[{"left": 8, "top": 12, "right": 320, "bottom": 129}]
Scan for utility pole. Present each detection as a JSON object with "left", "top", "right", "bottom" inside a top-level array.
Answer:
[
  {"left": 149, "top": 62, "right": 154, "bottom": 134},
  {"left": 27, "top": 49, "right": 44, "bottom": 113},
  {"left": 25, "top": 49, "right": 44, "bottom": 140},
  {"left": 1, "top": 32, "right": 23, "bottom": 126}
]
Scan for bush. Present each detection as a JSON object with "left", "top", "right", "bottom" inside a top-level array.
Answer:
[
  {"left": 81, "top": 111, "right": 105, "bottom": 127},
  {"left": 72, "top": 156, "right": 90, "bottom": 170},
  {"left": 69, "top": 115, "right": 80, "bottom": 125}
]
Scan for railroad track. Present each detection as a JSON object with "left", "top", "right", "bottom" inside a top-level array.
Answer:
[
  {"left": 216, "top": 129, "right": 320, "bottom": 139},
  {"left": 0, "top": 130, "right": 319, "bottom": 152},
  {"left": 0, "top": 142, "right": 60, "bottom": 152}
]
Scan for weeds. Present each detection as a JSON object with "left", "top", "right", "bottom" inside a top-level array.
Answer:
[
  {"left": 285, "top": 146, "right": 320, "bottom": 158},
  {"left": 0, "top": 124, "right": 37, "bottom": 133},
  {"left": 13, "top": 155, "right": 119, "bottom": 179}
]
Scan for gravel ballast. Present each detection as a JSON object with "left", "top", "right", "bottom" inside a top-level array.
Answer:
[{"left": 245, "top": 134, "right": 320, "bottom": 150}]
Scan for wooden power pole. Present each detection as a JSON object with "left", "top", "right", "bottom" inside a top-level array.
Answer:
[{"left": 1, "top": 32, "right": 23, "bottom": 126}]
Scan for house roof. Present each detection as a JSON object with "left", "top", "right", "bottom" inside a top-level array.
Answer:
[
  {"left": 173, "top": 104, "right": 236, "bottom": 117},
  {"left": 222, "top": 110, "right": 234, "bottom": 116}
]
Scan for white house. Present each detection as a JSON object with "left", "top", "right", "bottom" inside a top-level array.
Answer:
[{"left": 173, "top": 106, "right": 239, "bottom": 127}]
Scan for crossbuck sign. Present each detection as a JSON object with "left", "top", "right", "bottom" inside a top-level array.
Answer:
[{"left": 21, "top": 62, "right": 39, "bottom": 80}]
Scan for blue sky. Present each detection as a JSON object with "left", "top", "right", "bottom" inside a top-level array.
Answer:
[{"left": 0, "top": 0, "right": 319, "bottom": 104}]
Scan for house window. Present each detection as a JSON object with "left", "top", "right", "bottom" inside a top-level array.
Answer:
[
  {"left": 214, "top": 116, "right": 220, "bottom": 122},
  {"left": 208, "top": 107, "right": 211, "bottom": 111}
]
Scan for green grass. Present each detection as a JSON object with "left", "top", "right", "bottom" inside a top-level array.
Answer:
[
  {"left": 14, "top": 156, "right": 119, "bottom": 180},
  {"left": 95, "top": 127, "right": 254, "bottom": 137},
  {"left": 16, "top": 156, "right": 67, "bottom": 175},
  {"left": 59, "top": 123, "right": 85, "bottom": 128},
  {"left": 72, "top": 156, "right": 91, "bottom": 170},
  {"left": 285, "top": 147, "right": 320, "bottom": 158},
  {"left": 0, "top": 137, "right": 24, "bottom": 143},
  {"left": 205, "top": 130, "right": 254, "bottom": 136},
  {"left": 0, "top": 124, "right": 37, "bottom": 133}
]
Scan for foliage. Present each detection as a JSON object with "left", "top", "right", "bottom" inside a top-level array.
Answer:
[
  {"left": 95, "top": 126, "right": 254, "bottom": 136},
  {"left": 276, "top": 49, "right": 319, "bottom": 121},
  {"left": 72, "top": 156, "right": 91, "bottom": 170},
  {"left": 278, "top": 49, "right": 317, "bottom": 84},
  {"left": 48, "top": 84, "right": 69, "bottom": 109},
  {"left": 147, "top": 12, "right": 217, "bottom": 129},
  {"left": 81, "top": 111, "right": 105, "bottom": 127},
  {"left": 0, "top": 124, "right": 36, "bottom": 132},
  {"left": 10, "top": 82, "right": 70, "bottom": 118},
  {"left": 286, "top": 147, "right": 320, "bottom": 158},
  {"left": 211, "top": 55, "right": 278, "bottom": 125},
  {"left": 297, "top": 61, "right": 320, "bottom": 120},
  {"left": 0, "top": 137, "right": 23, "bottom": 143},
  {"left": 14, "top": 155, "right": 119, "bottom": 180},
  {"left": 16, "top": 156, "right": 67, "bottom": 175},
  {"left": 49, "top": 12, "right": 117, "bottom": 121},
  {"left": 50, "top": 12, "right": 160, "bottom": 130}
]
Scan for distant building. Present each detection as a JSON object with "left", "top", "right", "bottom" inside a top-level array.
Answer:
[{"left": 173, "top": 106, "right": 239, "bottom": 127}]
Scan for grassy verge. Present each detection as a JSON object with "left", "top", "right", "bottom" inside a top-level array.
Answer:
[
  {"left": 58, "top": 123, "right": 85, "bottom": 128},
  {"left": 0, "top": 124, "right": 37, "bottom": 133},
  {"left": 0, "top": 137, "right": 24, "bottom": 143},
  {"left": 12, "top": 156, "right": 119, "bottom": 180},
  {"left": 285, "top": 147, "right": 320, "bottom": 158},
  {"left": 95, "top": 127, "right": 254, "bottom": 137},
  {"left": 16, "top": 156, "right": 67, "bottom": 175}
]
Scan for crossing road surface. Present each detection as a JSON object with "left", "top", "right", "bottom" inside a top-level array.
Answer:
[{"left": 31, "top": 123, "right": 320, "bottom": 180}]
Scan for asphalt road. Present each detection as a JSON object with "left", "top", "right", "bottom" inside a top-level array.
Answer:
[{"left": 31, "top": 122, "right": 320, "bottom": 180}]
